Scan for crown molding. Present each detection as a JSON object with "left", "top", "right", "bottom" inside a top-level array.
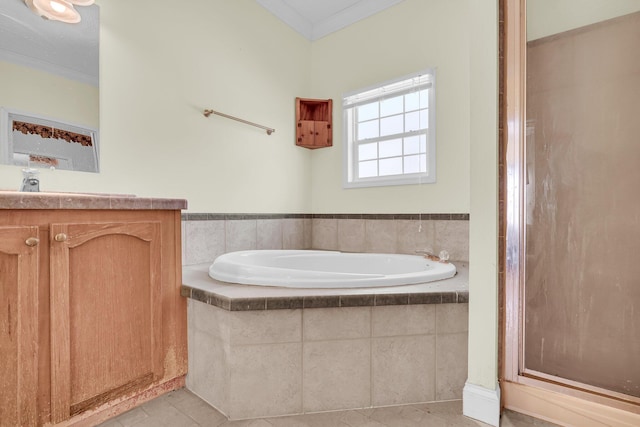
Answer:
[{"left": 256, "top": 0, "right": 405, "bottom": 41}]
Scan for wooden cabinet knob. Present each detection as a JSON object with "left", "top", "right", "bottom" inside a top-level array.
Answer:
[
  {"left": 54, "top": 233, "right": 68, "bottom": 242},
  {"left": 25, "top": 237, "right": 40, "bottom": 247}
]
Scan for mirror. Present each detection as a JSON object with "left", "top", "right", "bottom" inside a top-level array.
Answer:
[{"left": 0, "top": 0, "right": 99, "bottom": 172}]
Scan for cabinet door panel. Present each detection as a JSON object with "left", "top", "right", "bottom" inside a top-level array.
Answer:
[
  {"left": 0, "top": 226, "right": 39, "bottom": 427},
  {"left": 49, "top": 222, "right": 162, "bottom": 422},
  {"left": 315, "top": 121, "right": 331, "bottom": 147},
  {"left": 297, "top": 120, "right": 316, "bottom": 147}
]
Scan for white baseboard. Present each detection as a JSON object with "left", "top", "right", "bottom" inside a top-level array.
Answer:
[{"left": 463, "top": 381, "right": 501, "bottom": 426}]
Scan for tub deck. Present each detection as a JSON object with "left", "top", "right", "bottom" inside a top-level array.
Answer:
[{"left": 182, "top": 262, "right": 468, "bottom": 311}]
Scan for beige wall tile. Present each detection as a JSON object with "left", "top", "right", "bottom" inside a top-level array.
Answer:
[
  {"left": 229, "top": 309, "right": 301, "bottom": 346},
  {"left": 257, "top": 219, "right": 283, "bottom": 250},
  {"left": 184, "top": 220, "right": 226, "bottom": 265},
  {"left": 311, "top": 218, "right": 338, "bottom": 250},
  {"left": 186, "top": 329, "right": 229, "bottom": 413},
  {"left": 372, "top": 305, "right": 435, "bottom": 337},
  {"left": 186, "top": 295, "right": 467, "bottom": 418},
  {"left": 396, "top": 219, "right": 435, "bottom": 255},
  {"left": 303, "top": 307, "right": 370, "bottom": 341},
  {"left": 303, "top": 218, "right": 312, "bottom": 249},
  {"left": 436, "top": 332, "right": 468, "bottom": 400},
  {"left": 256, "top": 219, "right": 282, "bottom": 249},
  {"left": 226, "top": 220, "right": 257, "bottom": 253},
  {"left": 372, "top": 335, "right": 436, "bottom": 406},
  {"left": 228, "top": 343, "right": 302, "bottom": 419},
  {"left": 283, "top": 218, "right": 305, "bottom": 249},
  {"left": 436, "top": 303, "right": 469, "bottom": 334},
  {"left": 434, "top": 220, "right": 469, "bottom": 262},
  {"left": 188, "top": 299, "right": 230, "bottom": 342},
  {"left": 365, "top": 220, "right": 397, "bottom": 253},
  {"left": 338, "top": 219, "right": 366, "bottom": 252},
  {"left": 303, "top": 339, "right": 371, "bottom": 412},
  {"left": 182, "top": 217, "right": 469, "bottom": 262}
]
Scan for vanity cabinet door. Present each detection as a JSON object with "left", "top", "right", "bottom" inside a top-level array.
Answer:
[
  {"left": 48, "top": 222, "right": 162, "bottom": 423},
  {"left": 0, "top": 226, "right": 39, "bottom": 427}
]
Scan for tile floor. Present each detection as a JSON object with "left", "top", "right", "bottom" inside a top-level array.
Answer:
[{"left": 98, "top": 388, "right": 558, "bottom": 427}]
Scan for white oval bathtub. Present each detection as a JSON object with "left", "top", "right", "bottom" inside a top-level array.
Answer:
[{"left": 208, "top": 250, "right": 456, "bottom": 288}]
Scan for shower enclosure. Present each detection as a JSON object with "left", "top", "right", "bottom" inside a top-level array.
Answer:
[{"left": 503, "top": 0, "right": 640, "bottom": 424}]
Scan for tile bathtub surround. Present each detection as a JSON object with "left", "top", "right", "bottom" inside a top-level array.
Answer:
[
  {"left": 182, "top": 214, "right": 312, "bottom": 266},
  {"left": 186, "top": 299, "right": 469, "bottom": 420},
  {"left": 310, "top": 215, "right": 469, "bottom": 260},
  {"left": 181, "top": 262, "right": 469, "bottom": 312},
  {"left": 181, "top": 213, "right": 469, "bottom": 266}
]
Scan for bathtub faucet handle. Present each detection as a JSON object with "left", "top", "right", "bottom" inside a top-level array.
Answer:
[{"left": 415, "top": 249, "right": 449, "bottom": 263}]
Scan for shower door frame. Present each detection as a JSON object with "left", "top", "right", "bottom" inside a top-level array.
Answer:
[{"left": 501, "top": 0, "right": 640, "bottom": 421}]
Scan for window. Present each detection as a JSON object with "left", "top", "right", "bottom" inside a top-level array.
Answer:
[{"left": 342, "top": 69, "right": 436, "bottom": 188}]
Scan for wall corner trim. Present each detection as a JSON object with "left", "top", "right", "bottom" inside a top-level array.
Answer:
[{"left": 463, "top": 381, "right": 501, "bottom": 426}]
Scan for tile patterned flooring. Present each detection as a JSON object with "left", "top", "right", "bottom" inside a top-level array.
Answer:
[{"left": 98, "top": 388, "right": 558, "bottom": 427}]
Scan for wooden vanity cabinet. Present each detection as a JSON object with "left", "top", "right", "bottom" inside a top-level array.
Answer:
[
  {"left": 0, "top": 226, "right": 39, "bottom": 427},
  {"left": 0, "top": 208, "right": 187, "bottom": 426},
  {"left": 49, "top": 220, "right": 165, "bottom": 423}
]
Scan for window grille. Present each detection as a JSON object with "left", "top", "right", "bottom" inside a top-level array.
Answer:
[{"left": 343, "top": 69, "right": 436, "bottom": 188}]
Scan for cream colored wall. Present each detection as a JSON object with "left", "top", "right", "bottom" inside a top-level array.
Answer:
[
  {"left": 308, "top": 0, "right": 470, "bottom": 214},
  {"left": 99, "top": 0, "right": 313, "bottom": 213},
  {"left": 527, "top": 0, "right": 640, "bottom": 41},
  {"left": 0, "top": 0, "right": 312, "bottom": 213}
]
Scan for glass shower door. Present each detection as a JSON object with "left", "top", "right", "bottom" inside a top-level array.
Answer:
[{"left": 523, "top": 2, "right": 640, "bottom": 400}]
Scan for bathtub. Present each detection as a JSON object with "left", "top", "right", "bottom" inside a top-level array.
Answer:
[{"left": 208, "top": 250, "right": 456, "bottom": 288}]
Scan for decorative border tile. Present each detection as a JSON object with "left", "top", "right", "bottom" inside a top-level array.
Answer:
[
  {"left": 182, "top": 213, "right": 313, "bottom": 221},
  {"left": 181, "top": 285, "right": 469, "bottom": 312},
  {"left": 181, "top": 213, "right": 469, "bottom": 221}
]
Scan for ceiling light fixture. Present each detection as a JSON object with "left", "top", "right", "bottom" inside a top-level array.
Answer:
[{"left": 24, "top": 0, "right": 94, "bottom": 24}]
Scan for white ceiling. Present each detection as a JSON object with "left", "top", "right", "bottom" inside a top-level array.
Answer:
[
  {"left": 255, "top": 0, "right": 406, "bottom": 40},
  {"left": 0, "top": 0, "right": 98, "bottom": 86}
]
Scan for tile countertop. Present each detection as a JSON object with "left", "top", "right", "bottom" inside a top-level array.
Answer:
[
  {"left": 181, "top": 262, "right": 469, "bottom": 311},
  {"left": 0, "top": 190, "right": 187, "bottom": 210}
]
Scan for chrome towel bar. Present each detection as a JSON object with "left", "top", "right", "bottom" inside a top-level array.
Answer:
[{"left": 203, "top": 109, "right": 275, "bottom": 135}]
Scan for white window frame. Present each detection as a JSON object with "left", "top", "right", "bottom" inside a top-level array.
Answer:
[{"left": 342, "top": 69, "right": 436, "bottom": 188}]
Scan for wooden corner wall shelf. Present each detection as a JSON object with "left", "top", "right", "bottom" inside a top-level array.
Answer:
[{"left": 295, "top": 97, "right": 333, "bottom": 149}]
